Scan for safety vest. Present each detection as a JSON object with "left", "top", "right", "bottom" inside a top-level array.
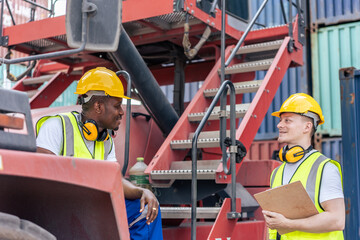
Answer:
[
  {"left": 36, "top": 112, "right": 113, "bottom": 160},
  {"left": 269, "top": 151, "right": 344, "bottom": 240}
]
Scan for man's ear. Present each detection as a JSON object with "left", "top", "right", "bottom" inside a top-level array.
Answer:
[
  {"left": 303, "top": 121, "right": 313, "bottom": 134},
  {"left": 93, "top": 101, "right": 103, "bottom": 114}
]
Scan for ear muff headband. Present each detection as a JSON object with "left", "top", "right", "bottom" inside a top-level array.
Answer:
[
  {"left": 279, "top": 145, "right": 308, "bottom": 163},
  {"left": 81, "top": 119, "right": 109, "bottom": 142}
]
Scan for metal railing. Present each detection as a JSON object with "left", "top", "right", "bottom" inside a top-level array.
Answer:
[
  {"left": 191, "top": 80, "right": 237, "bottom": 240},
  {"left": 0, "top": 0, "right": 95, "bottom": 64},
  {"left": 116, "top": 70, "right": 132, "bottom": 176},
  {"left": 190, "top": 0, "right": 306, "bottom": 238}
]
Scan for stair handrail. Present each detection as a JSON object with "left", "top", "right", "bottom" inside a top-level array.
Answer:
[
  {"left": 191, "top": 80, "right": 236, "bottom": 240},
  {"left": 116, "top": 70, "right": 132, "bottom": 176}
]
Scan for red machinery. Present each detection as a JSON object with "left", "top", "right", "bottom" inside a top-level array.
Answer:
[{"left": 0, "top": 0, "right": 305, "bottom": 239}]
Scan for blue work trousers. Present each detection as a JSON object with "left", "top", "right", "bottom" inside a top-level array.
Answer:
[{"left": 126, "top": 199, "right": 163, "bottom": 240}]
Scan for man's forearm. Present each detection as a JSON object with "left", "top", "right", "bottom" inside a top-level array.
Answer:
[
  {"left": 122, "top": 178, "right": 143, "bottom": 199},
  {"left": 286, "top": 210, "right": 344, "bottom": 233}
]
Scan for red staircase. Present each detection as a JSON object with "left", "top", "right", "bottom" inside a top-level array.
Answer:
[
  {"left": 147, "top": 16, "right": 303, "bottom": 239},
  {"left": 12, "top": 60, "right": 81, "bottom": 109}
]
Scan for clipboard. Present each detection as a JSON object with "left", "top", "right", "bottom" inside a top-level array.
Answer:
[{"left": 254, "top": 181, "right": 318, "bottom": 231}]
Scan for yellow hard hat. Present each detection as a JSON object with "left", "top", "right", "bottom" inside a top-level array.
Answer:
[
  {"left": 272, "top": 93, "right": 324, "bottom": 126},
  {"left": 75, "top": 67, "right": 130, "bottom": 99}
]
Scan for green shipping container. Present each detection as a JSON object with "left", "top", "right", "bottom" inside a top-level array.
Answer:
[{"left": 311, "top": 21, "right": 360, "bottom": 136}]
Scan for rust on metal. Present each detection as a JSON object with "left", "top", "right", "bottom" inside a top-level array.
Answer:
[{"left": 0, "top": 113, "right": 24, "bottom": 129}]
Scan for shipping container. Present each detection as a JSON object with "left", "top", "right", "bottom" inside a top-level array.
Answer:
[
  {"left": 250, "top": 0, "right": 299, "bottom": 29},
  {"left": 311, "top": 21, "right": 360, "bottom": 136},
  {"left": 246, "top": 139, "right": 285, "bottom": 161},
  {"left": 247, "top": 137, "right": 342, "bottom": 164},
  {"left": 160, "top": 81, "right": 203, "bottom": 104},
  {"left": 310, "top": 0, "right": 360, "bottom": 27},
  {"left": 0, "top": 63, "right": 27, "bottom": 88},
  {"left": 339, "top": 67, "right": 360, "bottom": 239},
  {"left": 319, "top": 137, "right": 342, "bottom": 166}
]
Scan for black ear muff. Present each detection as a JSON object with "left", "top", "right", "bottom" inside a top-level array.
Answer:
[
  {"left": 97, "top": 129, "right": 110, "bottom": 142},
  {"left": 279, "top": 145, "right": 308, "bottom": 163}
]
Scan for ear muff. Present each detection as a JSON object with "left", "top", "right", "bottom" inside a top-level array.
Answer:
[
  {"left": 81, "top": 119, "right": 109, "bottom": 142},
  {"left": 279, "top": 145, "right": 308, "bottom": 163},
  {"left": 97, "top": 129, "right": 109, "bottom": 141}
]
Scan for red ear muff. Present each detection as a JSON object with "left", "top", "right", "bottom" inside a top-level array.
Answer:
[{"left": 279, "top": 145, "right": 307, "bottom": 163}]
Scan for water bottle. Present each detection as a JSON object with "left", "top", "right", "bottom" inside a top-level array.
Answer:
[{"left": 129, "top": 157, "right": 152, "bottom": 191}]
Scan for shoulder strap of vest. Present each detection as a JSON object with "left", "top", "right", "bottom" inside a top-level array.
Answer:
[
  {"left": 104, "top": 137, "right": 113, "bottom": 160},
  {"left": 58, "top": 113, "right": 75, "bottom": 157},
  {"left": 270, "top": 164, "right": 282, "bottom": 188},
  {"left": 306, "top": 153, "right": 328, "bottom": 203},
  {"left": 36, "top": 114, "right": 75, "bottom": 157}
]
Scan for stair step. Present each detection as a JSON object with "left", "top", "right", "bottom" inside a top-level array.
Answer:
[
  {"left": 188, "top": 103, "right": 250, "bottom": 122},
  {"left": 171, "top": 130, "right": 229, "bottom": 149},
  {"left": 151, "top": 160, "right": 220, "bottom": 180},
  {"left": 26, "top": 90, "right": 38, "bottom": 98},
  {"left": 221, "top": 58, "right": 273, "bottom": 75},
  {"left": 236, "top": 40, "right": 283, "bottom": 55},
  {"left": 161, "top": 206, "right": 221, "bottom": 219},
  {"left": 22, "top": 74, "right": 56, "bottom": 85},
  {"left": 204, "top": 80, "right": 263, "bottom": 98}
]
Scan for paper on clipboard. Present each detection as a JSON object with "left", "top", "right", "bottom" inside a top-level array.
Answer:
[{"left": 254, "top": 181, "right": 318, "bottom": 220}]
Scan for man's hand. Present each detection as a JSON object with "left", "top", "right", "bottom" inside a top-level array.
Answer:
[
  {"left": 263, "top": 210, "right": 290, "bottom": 230},
  {"left": 140, "top": 188, "right": 159, "bottom": 225},
  {"left": 122, "top": 179, "right": 159, "bottom": 224}
]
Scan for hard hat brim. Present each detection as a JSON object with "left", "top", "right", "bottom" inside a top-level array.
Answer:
[{"left": 271, "top": 111, "right": 281, "bottom": 118}]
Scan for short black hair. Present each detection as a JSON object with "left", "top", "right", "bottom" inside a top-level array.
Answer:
[{"left": 81, "top": 95, "right": 109, "bottom": 113}]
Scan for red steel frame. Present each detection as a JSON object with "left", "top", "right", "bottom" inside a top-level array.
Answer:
[
  {"left": 12, "top": 72, "right": 82, "bottom": 109},
  {"left": 3, "top": 0, "right": 173, "bottom": 47},
  {"left": 0, "top": 149, "right": 130, "bottom": 240},
  {"left": 217, "top": 18, "right": 303, "bottom": 183},
  {"left": 146, "top": 17, "right": 303, "bottom": 184},
  {"left": 145, "top": 46, "right": 234, "bottom": 173}
]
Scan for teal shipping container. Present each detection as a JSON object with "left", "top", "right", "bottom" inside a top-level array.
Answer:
[
  {"left": 311, "top": 21, "right": 360, "bottom": 136},
  {"left": 0, "top": 64, "right": 28, "bottom": 89}
]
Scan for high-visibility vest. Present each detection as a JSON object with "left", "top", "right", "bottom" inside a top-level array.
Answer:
[
  {"left": 268, "top": 151, "right": 344, "bottom": 240},
  {"left": 36, "top": 112, "right": 113, "bottom": 160}
]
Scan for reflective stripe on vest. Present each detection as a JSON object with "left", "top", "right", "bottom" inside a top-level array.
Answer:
[
  {"left": 36, "top": 112, "right": 113, "bottom": 160},
  {"left": 269, "top": 152, "right": 344, "bottom": 240}
]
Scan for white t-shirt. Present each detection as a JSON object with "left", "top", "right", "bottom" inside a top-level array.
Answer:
[
  {"left": 36, "top": 114, "right": 117, "bottom": 162},
  {"left": 282, "top": 150, "right": 343, "bottom": 204}
]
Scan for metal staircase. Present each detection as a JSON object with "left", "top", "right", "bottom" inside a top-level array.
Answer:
[
  {"left": 8, "top": 52, "right": 87, "bottom": 109},
  {"left": 147, "top": 15, "right": 304, "bottom": 240},
  {"left": 12, "top": 68, "right": 80, "bottom": 109}
]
